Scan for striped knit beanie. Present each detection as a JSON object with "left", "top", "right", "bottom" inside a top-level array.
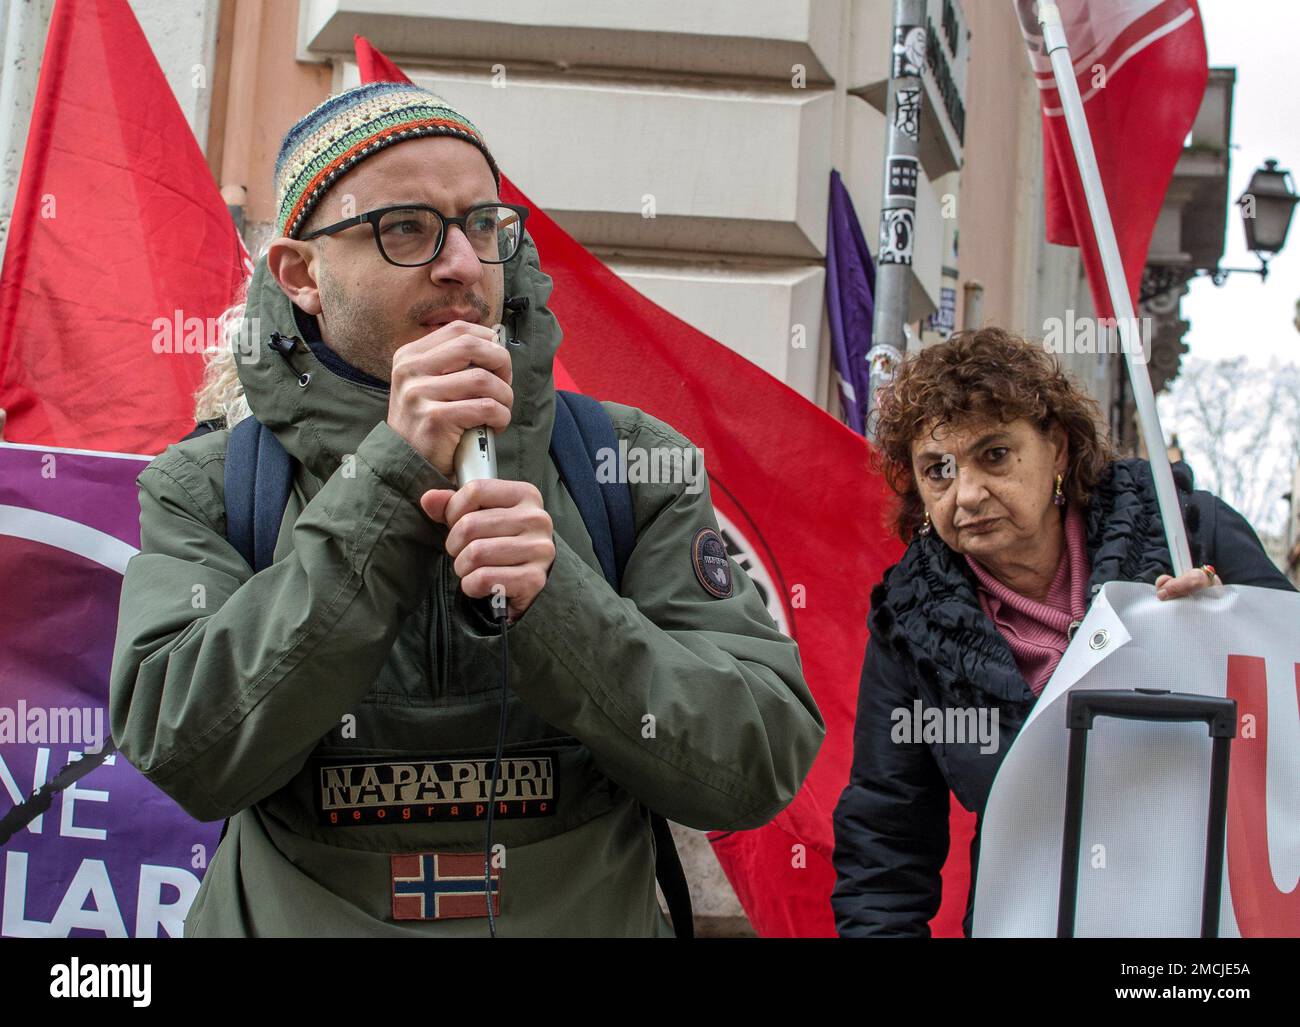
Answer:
[{"left": 274, "top": 81, "right": 501, "bottom": 240}]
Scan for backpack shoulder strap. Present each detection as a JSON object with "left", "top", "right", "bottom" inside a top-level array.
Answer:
[
  {"left": 224, "top": 415, "right": 294, "bottom": 574},
  {"left": 548, "top": 390, "right": 635, "bottom": 590},
  {"left": 547, "top": 389, "right": 694, "bottom": 939},
  {"left": 214, "top": 415, "right": 296, "bottom": 848}
]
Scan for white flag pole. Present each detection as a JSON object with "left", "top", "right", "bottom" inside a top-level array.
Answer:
[{"left": 1037, "top": 2, "right": 1194, "bottom": 576}]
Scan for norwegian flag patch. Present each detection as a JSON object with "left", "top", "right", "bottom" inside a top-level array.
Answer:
[{"left": 390, "top": 853, "right": 501, "bottom": 921}]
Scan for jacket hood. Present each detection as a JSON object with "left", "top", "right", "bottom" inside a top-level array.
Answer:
[
  {"left": 868, "top": 458, "right": 1200, "bottom": 713},
  {"left": 234, "top": 231, "right": 563, "bottom": 487}
]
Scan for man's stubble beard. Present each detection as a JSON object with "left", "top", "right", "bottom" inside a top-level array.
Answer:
[
  {"left": 317, "top": 260, "right": 502, "bottom": 383},
  {"left": 316, "top": 261, "right": 405, "bottom": 382}
]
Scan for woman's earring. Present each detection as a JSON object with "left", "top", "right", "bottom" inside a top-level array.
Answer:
[
  {"left": 1053, "top": 473, "right": 1066, "bottom": 507},
  {"left": 918, "top": 511, "right": 932, "bottom": 537}
]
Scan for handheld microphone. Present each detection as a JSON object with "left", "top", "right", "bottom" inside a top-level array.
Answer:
[
  {"left": 453, "top": 297, "right": 527, "bottom": 487},
  {"left": 454, "top": 424, "right": 497, "bottom": 485}
]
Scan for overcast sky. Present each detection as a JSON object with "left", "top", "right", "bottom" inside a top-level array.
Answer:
[{"left": 1180, "top": 0, "right": 1300, "bottom": 366}]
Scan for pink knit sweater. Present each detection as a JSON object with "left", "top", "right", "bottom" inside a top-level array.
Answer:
[{"left": 965, "top": 505, "right": 1091, "bottom": 696}]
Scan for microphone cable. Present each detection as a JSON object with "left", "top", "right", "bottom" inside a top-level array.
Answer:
[
  {"left": 483, "top": 591, "right": 510, "bottom": 936},
  {"left": 482, "top": 296, "right": 527, "bottom": 936}
]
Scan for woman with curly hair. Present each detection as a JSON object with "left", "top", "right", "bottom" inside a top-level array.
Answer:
[{"left": 831, "top": 327, "right": 1294, "bottom": 937}]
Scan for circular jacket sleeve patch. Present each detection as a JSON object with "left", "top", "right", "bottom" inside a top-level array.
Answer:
[{"left": 691, "top": 527, "right": 733, "bottom": 599}]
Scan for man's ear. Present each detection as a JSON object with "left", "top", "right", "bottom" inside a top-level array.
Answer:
[{"left": 267, "top": 238, "right": 323, "bottom": 315}]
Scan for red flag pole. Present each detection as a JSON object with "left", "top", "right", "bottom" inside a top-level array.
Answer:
[{"left": 1036, "top": 2, "right": 1193, "bottom": 576}]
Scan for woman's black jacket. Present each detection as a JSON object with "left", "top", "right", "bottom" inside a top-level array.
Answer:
[{"left": 830, "top": 458, "right": 1295, "bottom": 937}]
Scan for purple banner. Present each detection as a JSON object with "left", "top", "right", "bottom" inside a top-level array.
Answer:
[
  {"left": 825, "top": 170, "right": 877, "bottom": 436},
  {"left": 0, "top": 442, "right": 222, "bottom": 937}
]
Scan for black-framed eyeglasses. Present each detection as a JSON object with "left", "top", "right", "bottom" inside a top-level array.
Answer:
[{"left": 301, "top": 202, "right": 530, "bottom": 267}]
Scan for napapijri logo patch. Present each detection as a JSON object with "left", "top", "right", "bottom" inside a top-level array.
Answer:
[
  {"left": 691, "top": 526, "right": 733, "bottom": 599},
  {"left": 316, "top": 754, "right": 556, "bottom": 826}
]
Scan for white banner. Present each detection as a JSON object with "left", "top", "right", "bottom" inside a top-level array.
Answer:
[{"left": 974, "top": 581, "right": 1300, "bottom": 937}]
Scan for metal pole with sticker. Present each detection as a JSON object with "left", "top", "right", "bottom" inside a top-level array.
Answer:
[{"left": 866, "top": 0, "right": 927, "bottom": 443}]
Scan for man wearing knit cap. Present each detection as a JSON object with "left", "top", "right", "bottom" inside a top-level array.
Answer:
[{"left": 110, "top": 82, "right": 823, "bottom": 937}]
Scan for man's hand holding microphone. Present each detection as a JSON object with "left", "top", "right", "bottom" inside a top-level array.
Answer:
[{"left": 385, "top": 320, "right": 555, "bottom": 623}]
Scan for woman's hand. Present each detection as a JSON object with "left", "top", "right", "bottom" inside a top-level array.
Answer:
[{"left": 1155, "top": 564, "right": 1222, "bottom": 600}]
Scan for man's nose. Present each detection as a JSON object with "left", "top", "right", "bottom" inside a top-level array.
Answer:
[{"left": 429, "top": 224, "right": 485, "bottom": 287}]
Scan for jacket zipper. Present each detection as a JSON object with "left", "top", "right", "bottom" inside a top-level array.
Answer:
[{"left": 433, "top": 554, "right": 452, "bottom": 700}]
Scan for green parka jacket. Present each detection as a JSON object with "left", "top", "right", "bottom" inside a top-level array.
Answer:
[{"left": 108, "top": 234, "right": 824, "bottom": 937}]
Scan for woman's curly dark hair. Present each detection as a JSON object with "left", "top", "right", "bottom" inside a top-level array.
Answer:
[{"left": 869, "top": 327, "right": 1116, "bottom": 541}]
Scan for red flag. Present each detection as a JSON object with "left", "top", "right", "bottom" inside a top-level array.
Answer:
[
  {"left": 1016, "top": 0, "right": 1208, "bottom": 317},
  {"left": 356, "top": 36, "right": 969, "bottom": 936},
  {"left": 0, "top": 0, "right": 248, "bottom": 454},
  {"left": 355, "top": 34, "right": 413, "bottom": 85}
]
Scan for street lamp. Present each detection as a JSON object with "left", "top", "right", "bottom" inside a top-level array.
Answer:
[
  {"left": 1238, "top": 159, "right": 1297, "bottom": 275},
  {"left": 1204, "top": 159, "right": 1298, "bottom": 284}
]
